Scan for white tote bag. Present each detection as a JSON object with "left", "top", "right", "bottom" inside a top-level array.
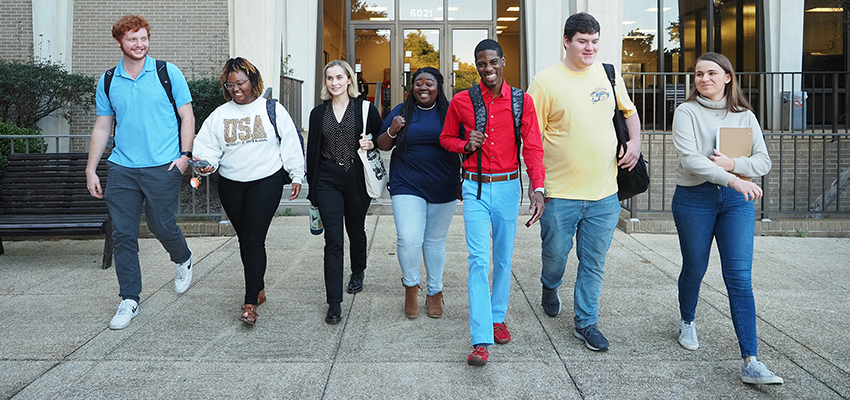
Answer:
[{"left": 357, "top": 101, "right": 388, "bottom": 198}]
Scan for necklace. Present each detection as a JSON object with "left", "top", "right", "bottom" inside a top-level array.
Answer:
[{"left": 416, "top": 102, "right": 436, "bottom": 111}]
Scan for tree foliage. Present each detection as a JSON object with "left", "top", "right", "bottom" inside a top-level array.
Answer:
[
  {"left": 0, "top": 58, "right": 96, "bottom": 130},
  {"left": 187, "top": 77, "right": 228, "bottom": 134}
]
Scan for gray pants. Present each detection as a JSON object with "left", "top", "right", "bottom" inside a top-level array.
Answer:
[{"left": 105, "top": 161, "right": 190, "bottom": 302}]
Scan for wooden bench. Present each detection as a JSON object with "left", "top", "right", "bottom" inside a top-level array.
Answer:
[{"left": 0, "top": 152, "right": 113, "bottom": 269}]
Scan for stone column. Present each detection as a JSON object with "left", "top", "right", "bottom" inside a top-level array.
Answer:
[
  {"left": 32, "top": 0, "right": 74, "bottom": 143},
  {"left": 229, "top": 0, "right": 283, "bottom": 98}
]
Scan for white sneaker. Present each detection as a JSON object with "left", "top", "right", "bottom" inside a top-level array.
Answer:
[
  {"left": 109, "top": 299, "right": 139, "bottom": 330},
  {"left": 742, "top": 358, "right": 784, "bottom": 385},
  {"left": 174, "top": 249, "right": 193, "bottom": 293},
  {"left": 678, "top": 320, "right": 699, "bottom": 350}
]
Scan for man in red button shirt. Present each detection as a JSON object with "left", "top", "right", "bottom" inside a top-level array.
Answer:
[{"left": 440, "top": 39, "right": 545, "bottom": 367}]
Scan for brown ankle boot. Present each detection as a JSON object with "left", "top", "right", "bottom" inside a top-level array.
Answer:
[
  {"left": 426, "top": 291, "right": 443, "bottom": 318},
  {"left": 404, "top": 283, "right": 420, "bottom": 318}
]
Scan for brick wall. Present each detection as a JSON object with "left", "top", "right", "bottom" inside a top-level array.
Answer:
[
  {"left": 0, "top": 0, "right": 33, "bottom": 61},
  {"left": 70, "top": 0, "right": 230, "bottom": 138}
]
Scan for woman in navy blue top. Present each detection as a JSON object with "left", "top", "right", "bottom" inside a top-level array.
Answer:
[{"left": 376, "top": 67, "right": 460, "bottom": 319}]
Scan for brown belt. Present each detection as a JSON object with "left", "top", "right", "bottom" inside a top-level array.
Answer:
[{"left": 462, "top": 171, "right": 519, "bottom": 183}]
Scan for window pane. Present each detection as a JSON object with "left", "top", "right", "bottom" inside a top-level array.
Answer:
[
  {"left": 803, "top": 0, "right": 843, "bottom": 71},
  {"left": 663, "top": 0, "right": 682, "bottom": 73},
  {"left": 622, "top": 0, "right": 659, "bottom": 76},
  {"left": 351, "top": 0, "right": 394, "bottom": 21},
  {"left": 448, "top": 0, "right": 492, "bottom": 21},
  {"left": 399, "top": 0, "right": 443, "bottom": 21}
]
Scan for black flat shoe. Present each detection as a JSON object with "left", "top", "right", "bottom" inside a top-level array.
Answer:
[
  {"left": 347, "top": 271, "right": 364, "bottom": 294},
  {"left": 325, "top": 302, "right": 341, "bottom": 324}
]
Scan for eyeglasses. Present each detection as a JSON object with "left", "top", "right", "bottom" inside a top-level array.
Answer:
[{"left": 223, "top": 80, "right": 249, "bottom": 90}]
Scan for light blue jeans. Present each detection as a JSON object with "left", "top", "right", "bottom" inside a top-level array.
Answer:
[
  {"left": 672, "top": 183, "right": 758, "bottom": 358},
  {"left": 540, "top": 194, "right": 621, "bottom": 329},
  {"left": 463, "top": 173, "right": 521, "bottom": 346},
  {"left": 391, "top": 195, "right": 457, "bottom": 295}
]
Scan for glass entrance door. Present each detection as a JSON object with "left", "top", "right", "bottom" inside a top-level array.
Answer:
[
  {"left": 354, "top": 28, "right": 393, "bottom": 118},
  {"left": 401, "top": 28, "right": 441, "bottom": 102},
  {"left": 450, "top": 28, "right": 489, "bottom": 96}
]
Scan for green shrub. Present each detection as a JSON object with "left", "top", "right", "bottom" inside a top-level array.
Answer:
[
  {"left": 0, "top": 120, "right": 46, "bottom": 187},
  {"left": 188, "top": 78, "right": 227, "bottom": 133},
  {"left": 0, "top": 58, "right": 96, "bottom": 130}
]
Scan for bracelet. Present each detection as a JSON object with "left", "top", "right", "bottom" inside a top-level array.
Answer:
[
  {"left": 386, "top": 129, "right": 397, "bottom": 139},
  {"left": 729, "top": 176, "right": 739, "bottom": 186}
]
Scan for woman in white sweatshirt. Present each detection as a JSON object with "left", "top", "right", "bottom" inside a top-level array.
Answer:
[
  {"left": 193, "top": 57, "right": 305, "bottom": 325},
  {"left": 671, "top": 52, "right": 782, "bottom": 385}
]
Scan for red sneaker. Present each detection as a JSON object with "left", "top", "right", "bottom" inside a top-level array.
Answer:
[
  {"left": 467, "top": 346, "right": 489, "bottom": 366},
  {"left": 494, "top": 322, "right": 511, "bottom": 344}
]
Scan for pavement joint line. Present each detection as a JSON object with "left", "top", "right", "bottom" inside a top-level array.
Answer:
[{"left": 511, "top": 272, "right": 584, "bottom": 397}]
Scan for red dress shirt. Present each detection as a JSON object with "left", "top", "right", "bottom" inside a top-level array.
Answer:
[{"left": 440, "top": 80, "right": 545, "bottom": 191}]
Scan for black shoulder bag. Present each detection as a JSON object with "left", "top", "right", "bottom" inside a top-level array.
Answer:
[{"left": 603, "top": 63, "right": 649, "bottom": 200}]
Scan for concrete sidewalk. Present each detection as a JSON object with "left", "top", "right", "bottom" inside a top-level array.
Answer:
[{"left": 1, "top": 215, "right": 848, "bottom": 399}]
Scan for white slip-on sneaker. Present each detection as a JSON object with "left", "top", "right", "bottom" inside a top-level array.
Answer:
[
  {"left": 678, "top": 320, "right": 699, "bottom": 350},
  {"left": 174, "top": 249, "right": 193, "bottom": 294},
  {"left": 741, "top": 358, "right": 784, "bottom": 385},
  {"left": 109, "top": 299, "right": 139, "bottom": 330}
]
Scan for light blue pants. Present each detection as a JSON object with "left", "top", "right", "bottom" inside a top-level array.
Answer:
[
  {"left": 463, "top": 173, "right": 521, "bottom": 346},
  {"left": 391, "top": 195, "right": 457, "bottom": 296},
  {"left": 540, "top": 194, "right": 620, "bottom": 329}
]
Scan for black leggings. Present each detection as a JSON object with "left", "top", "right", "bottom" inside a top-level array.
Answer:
[{"left": 218, "top": 169, "right": 285, "bottom": 305}]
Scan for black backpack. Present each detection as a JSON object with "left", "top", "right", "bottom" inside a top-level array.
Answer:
[
  {"left": 103, "top": 59, "right": 181, "bottom": 146},
  {"left": 463, "top": 83, "right": 525, "bottom": 200},
  {"left": 266, "top": 98, "right": 305, "bottom": 185}
]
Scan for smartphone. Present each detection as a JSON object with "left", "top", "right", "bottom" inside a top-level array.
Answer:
[
  {"left": 525, "top": 206, "right": 538, "bottom": 227},
  {"left": 188, "top": 159, "right": 211, "bottom": 169}
]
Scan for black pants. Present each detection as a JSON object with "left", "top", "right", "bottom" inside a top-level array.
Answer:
[
  {"left": 314, "top": 159, "right": 370, "bottom": 304},
  {"left": 218, "top": 169, "right": 285, "bottom": 305}
]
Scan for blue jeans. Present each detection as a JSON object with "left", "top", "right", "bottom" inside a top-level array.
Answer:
[
  {"left": 391, "top": 195, "right": 457, "bottom": 296},
  {"left": 104, "top": 162, "right": 191, "bottom": 302},
  {"left": 672, "top": 183, "right": 758, "bottom": 358},
  {"left": 540, "top": 194, "right": 620, "bottom": 329},
  {"left": 463, "top": 173, "right": 521, "bottom": 346}
]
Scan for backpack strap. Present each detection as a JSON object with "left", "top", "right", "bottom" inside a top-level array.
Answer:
[
  {"left": 467, "top": 84, "right": 487, "bottom": 200},
  {"left": 104, "top": 67, "right": 116, "bottom": 102},
  {"left": 510, "top": 86, "right": 524, "bottom": 203},
  {"left": 267, "top": 98, "right": 305, "bottom": 152},
  {"left": 603, "top": 63, "right": 627, "bottom": 155}
]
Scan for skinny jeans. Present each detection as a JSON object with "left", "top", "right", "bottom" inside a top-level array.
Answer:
[{"left": 672, "top": 183, "right": 759, "bottom": 358}]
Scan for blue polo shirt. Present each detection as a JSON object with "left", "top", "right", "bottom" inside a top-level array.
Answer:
[
  {"left": 96, "top": 56, "right": 192, "bottom": 168},
  {"left": 381, "top": 103, "right": 460, "bottom": 204}
]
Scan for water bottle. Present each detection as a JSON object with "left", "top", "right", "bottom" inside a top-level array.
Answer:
[{"left": 309, "top": 205, "right": 323, "bottom": 235}]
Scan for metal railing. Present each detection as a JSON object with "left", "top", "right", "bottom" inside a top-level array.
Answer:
[
  {"left": 619, "top": 70, "right": 850, "bottom": 220},
  {"left": 623, "top": 71, "right": 849, "bottom": 134},
  {"left": 279, "top": 76, "right": 304, "bottom": 131}
]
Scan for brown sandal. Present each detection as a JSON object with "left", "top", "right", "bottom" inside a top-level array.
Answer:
[
  {"left": 257, "top": 289, "right": 266, "bottom": 307},
  {"left": 240, "top": 304, "right": 258, "bottom": 325}
]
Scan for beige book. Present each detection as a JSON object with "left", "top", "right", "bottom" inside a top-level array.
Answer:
[{"left": 716, "top": 127, "right": 753, "bottom": 181}]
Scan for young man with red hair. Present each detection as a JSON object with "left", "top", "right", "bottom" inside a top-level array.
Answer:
[{"left": 86, "top": 15, "right": 196, "bottom": 330}]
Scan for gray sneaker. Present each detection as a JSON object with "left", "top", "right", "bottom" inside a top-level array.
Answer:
[
  {"left": 574, "top": 323, "right": 609, "bottom": 351},
  {"left": 541, "top": 286, "right": 561, "bottom": 317},
  {"left": 678, "top": 320, "right": 699, "bottom": 350},
  {"left": 741, "top": 358, "right": 784, "bottom": 385}
]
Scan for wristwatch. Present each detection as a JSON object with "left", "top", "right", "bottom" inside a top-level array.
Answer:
[{"left": 180, "top": 151, "right": 192, "bottom": 158}]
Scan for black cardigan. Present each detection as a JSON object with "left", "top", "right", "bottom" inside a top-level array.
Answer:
[{"left": 306, "top": 98, "right": 384, "bottom": 205}]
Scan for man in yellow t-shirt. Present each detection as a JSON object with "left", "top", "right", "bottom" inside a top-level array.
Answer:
[{"left": 527, "top": 12, "right": 641, "bottom": 352}]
